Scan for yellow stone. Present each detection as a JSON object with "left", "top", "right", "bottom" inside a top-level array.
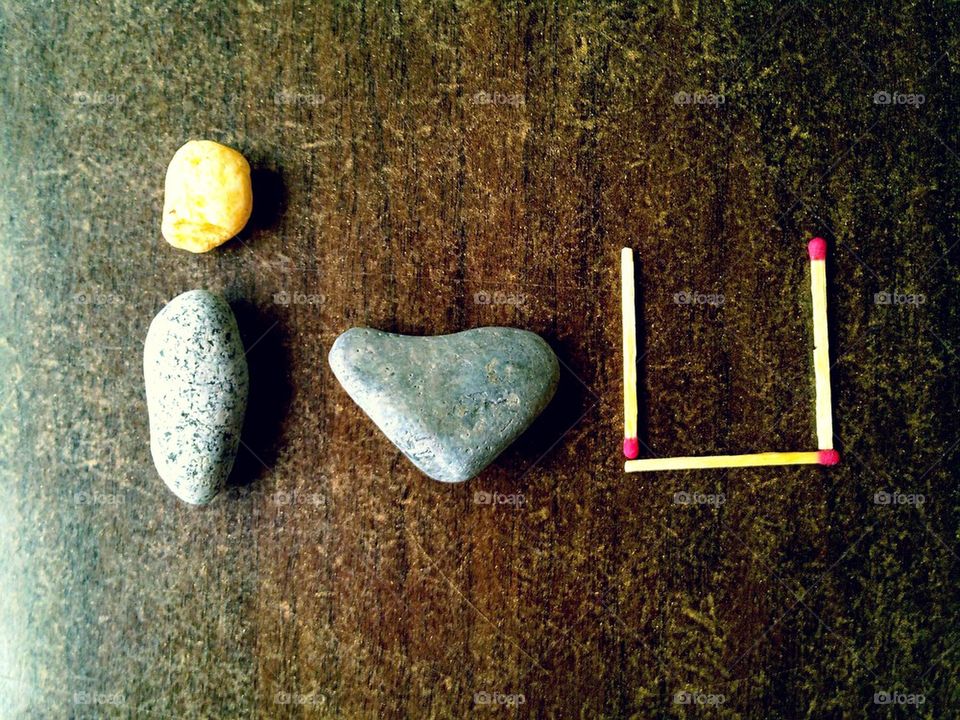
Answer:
[{"left": 161, "top": 140, "right": 253, "bottom": 253}]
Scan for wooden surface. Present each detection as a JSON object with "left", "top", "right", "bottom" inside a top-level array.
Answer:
[{"left": 1, "top": 1, "right": 958, "bottom": 718}]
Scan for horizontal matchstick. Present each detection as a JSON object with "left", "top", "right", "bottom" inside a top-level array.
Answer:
[{"left": 624, "top": 449, "right": 840, "bottom": 473}]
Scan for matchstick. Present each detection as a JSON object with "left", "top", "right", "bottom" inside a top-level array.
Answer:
[
  {"left": 621, "top": 248, "right": 639, "bottom": 458},
  {"left": 624, "top": 449, "right": 840, "bottom": 473},
  {"left": 808, "top": 238, "right": 835, "bottom": 451}
]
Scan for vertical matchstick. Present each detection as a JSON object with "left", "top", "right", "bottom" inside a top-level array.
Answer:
[
  {"left": 808, "top": 238, "right": 835, "bottom": 454},
  {"left": 622, "top": 248, "right": 639, "bottom": 458}
]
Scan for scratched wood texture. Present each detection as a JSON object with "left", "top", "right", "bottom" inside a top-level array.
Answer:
[{"left": 1, "top": 1, "right": 958, "bottom": 718}]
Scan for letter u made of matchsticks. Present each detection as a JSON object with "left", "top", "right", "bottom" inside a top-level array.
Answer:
[{"left": 623, "top": 239, "right": 839, "bottom": 472}]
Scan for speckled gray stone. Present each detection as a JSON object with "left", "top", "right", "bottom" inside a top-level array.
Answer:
[
  {"left": 144, "top": 290, "right": 249, "bottom": 504},
  {"left": 328, "top": 327, "right": 559, "bottom": 482}
]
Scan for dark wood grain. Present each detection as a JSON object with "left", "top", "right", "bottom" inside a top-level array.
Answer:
[{"left": 1, "top": 1, "right": 958, "bottom": 718}]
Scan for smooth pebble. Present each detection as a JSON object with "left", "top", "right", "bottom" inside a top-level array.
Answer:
[
  {"left": 328, "top": 327, "right": 559, "bottom": 482},
  {"left": 144, "top": 290, "right": 249, "bottom": 504}
]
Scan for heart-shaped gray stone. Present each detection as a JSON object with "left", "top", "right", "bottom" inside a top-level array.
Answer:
[
  {"left": 144, "top": 290, "right": 248, "bottom": 504},
  {"left": 328, "top": 327, "right": 559, "bottom": 482}
]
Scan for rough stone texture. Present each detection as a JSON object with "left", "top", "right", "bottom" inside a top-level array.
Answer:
[
  {"left": 329, "top": 327, "right": 559, "bottom": 482},
  {"left": 144, "top": 290, "right": 249, "bottom": 504}
]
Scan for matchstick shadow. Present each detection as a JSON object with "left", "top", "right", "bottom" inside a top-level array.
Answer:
[
  {"left": 228, "top": 299, "right": 293, "bottom": 489},
  {"left": 633, "top": 256, "right": 651, "bottom": 455}
]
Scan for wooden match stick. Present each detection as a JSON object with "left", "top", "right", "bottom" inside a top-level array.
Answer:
[
  {"left": 808, "top": 238, "right": 835, "bottom": 452},
  {"left": 625, "top": 450, "right": 840, "bottom": 473},
  {"left": 621, "top": 248, "right": 639, "bottom": 458}
]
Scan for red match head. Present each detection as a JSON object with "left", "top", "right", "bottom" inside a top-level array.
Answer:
[
  {"left": 817, "top": 449, "right": 840, "bottom": 466},
  {"left": 808, "top": 237, "right": 827, "bottom": 261},
  {"left": 623, "top": 437, "right": 639, "bottom": 459}
]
